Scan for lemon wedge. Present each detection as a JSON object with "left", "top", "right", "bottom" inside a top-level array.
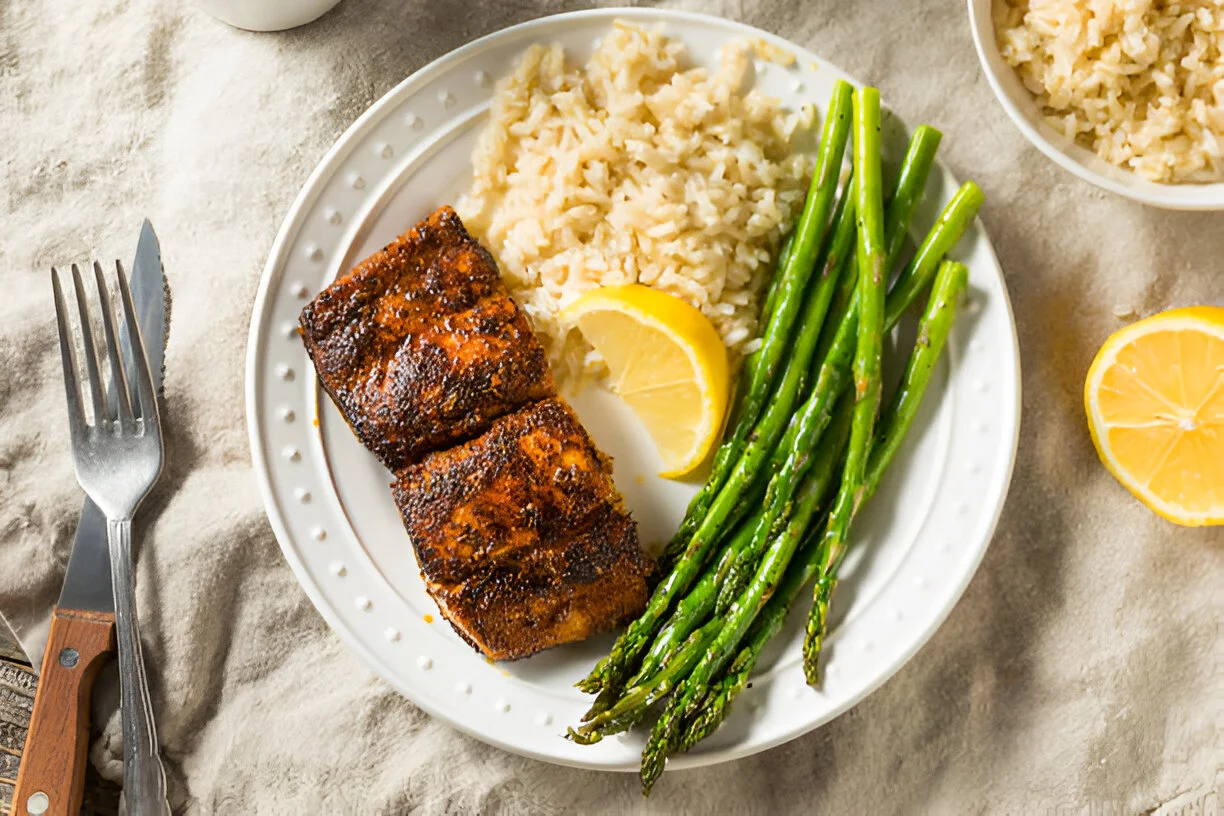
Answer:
[
  {"left": 563, "top": 285, "right": 730, "bottom": 478},
  {"left": 1085, "top": 305, "right": 1224, "bottom": 526}
]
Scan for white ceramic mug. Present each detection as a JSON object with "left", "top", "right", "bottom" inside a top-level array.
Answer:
[{"left": 197, "top": 0, "right": 343, "bottom": 31}]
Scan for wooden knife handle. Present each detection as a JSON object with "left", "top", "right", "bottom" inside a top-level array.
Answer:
[{"left": 12, "top": 607, "right": 115, "bottom": 816}]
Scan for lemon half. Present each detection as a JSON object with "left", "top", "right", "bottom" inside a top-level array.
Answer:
[{"left": 1085, "top": 306, "right": 1224, "bottom": 527}]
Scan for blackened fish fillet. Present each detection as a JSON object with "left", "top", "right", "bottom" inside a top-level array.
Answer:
[
  {"left": 392, "top": 398, "right": 652, "bottom": 661},
  {"left": 299, "top": 206, "right": 555, "bottom": 471}
]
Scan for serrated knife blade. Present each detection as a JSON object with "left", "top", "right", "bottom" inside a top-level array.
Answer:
[{"left": 57, "top": 220, "right": 166, "bottom": 612}]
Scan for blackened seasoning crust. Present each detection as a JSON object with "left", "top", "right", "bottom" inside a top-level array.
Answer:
[
  {"left": 393, "top": 398, "right": 653, "bottom": 661},
  {"left": 299, "top": 206, "right": 555, "bottom": 470}
]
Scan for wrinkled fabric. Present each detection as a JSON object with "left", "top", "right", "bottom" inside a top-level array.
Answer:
[{"left": 0, "top": 0, "right": 1219, "bottom": 813}]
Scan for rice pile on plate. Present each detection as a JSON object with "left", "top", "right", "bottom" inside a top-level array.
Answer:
[
  {"left": 995, "top": 0, "right": 1224, "bottom": 183},
  {"left": 458, "top": 22, "right": 811, "bottom": 385}
]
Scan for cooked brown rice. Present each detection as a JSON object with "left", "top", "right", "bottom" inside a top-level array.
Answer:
[
  {"left": 458, "top": 22, "right": 811, "bottom": 385},
  {"left": 995, "top": 0, "right": 1224, "bottom": 183}
]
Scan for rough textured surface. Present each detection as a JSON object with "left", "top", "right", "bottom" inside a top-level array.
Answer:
[
  {"left": 300, "top": 205, "right": 556, "bottom": 470},
  {"left": 395, "top": 397, "right": 651, "bottom": 661},
  {"left": 0, "top": 0, "right": 1220, "bottom": 813},
  {"left": 0, "top": 659, "right": 121, "bottom": 816}
]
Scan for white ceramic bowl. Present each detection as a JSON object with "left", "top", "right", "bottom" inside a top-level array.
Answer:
[{"left": 967, "top": 0, "right": 1224, "bottom": 210}]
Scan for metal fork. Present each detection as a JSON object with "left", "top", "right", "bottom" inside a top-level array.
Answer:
[{"left": 52, "top": 261, "right": 170, "bottom": 816}]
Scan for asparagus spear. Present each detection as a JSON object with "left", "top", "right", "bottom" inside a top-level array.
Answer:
[
  {"left": 650, "top": 80, "right": 855, "bottom": 581},
  {"left": 717, "top": 126, "right": 945, "bottom": 611},
  {"left": 849, "top": 85, "right": 889, "bottom": 523},
  {"left": 804, "top": 259, "right": 970, "bottom": 683},
  {"left": 884, "top": 180, "right": 983, "bottom": 328},
  {"left": 733, "top": 236, "right": 794, "bottom": 431},
  {"left": 683, "top": 261, "right": 969, "bottom": 746},
  {"left": 800, "top": 87, "right": 888, "bottom": 685},
  {"left": 883, "top": 125, "right": 942, "bottom": 272},
  {"left": 757, "top": 231, "right": 796, "bottom": 332}
]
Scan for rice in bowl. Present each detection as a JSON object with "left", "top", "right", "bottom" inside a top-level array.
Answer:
[
  {"left": 995, "top": 0, "right": 1224, "bottom": 184},
  {"left": 458, "top": 22, "right": 811, "bottom": 386}
]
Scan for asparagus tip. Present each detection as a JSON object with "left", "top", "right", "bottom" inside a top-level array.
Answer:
[
  {"left": 639, "top": 750, "right": 666, "bottom": 796},
  {"left": 565, "top": 726, "right": 603, "bottom": 746}
]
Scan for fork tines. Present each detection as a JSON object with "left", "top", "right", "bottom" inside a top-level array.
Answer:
[{"left": 51, "top": 261, "right": 158, "bottom": 435}]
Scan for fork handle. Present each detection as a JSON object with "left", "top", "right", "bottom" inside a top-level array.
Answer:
[
  {"left": 12, "top": 607, "right": 115, "bottom": 816},
  {"left": 108, "top": 518, "right": 171, "bottom": 816}
]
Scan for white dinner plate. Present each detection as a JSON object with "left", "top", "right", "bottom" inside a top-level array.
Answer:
[{"left": 245, "top": 7, "right": 1021, "bottom": 771}]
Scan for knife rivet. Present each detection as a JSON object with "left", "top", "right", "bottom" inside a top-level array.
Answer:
[
  {"left": 26, "top": 792, "right": 50, "bottom": 815},
  {"left": 58, "top": 648, "right": 79, "bottom": 669}
]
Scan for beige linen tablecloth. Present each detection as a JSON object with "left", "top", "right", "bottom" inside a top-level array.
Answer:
[{"left": 1, "top": 0, "right": 1220, "bottom": 812}]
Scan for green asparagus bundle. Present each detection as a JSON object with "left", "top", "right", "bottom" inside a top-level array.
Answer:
[
  {"left": 680, "top": 260, "right": 970, "bottom": 751},
  {"left": 640, "top": 118, "right": 949, "bottom": 692}
]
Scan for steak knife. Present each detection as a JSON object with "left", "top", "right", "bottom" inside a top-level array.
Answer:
[{"left": 13, "top": 221, "right": 166, "bottom": 816}]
